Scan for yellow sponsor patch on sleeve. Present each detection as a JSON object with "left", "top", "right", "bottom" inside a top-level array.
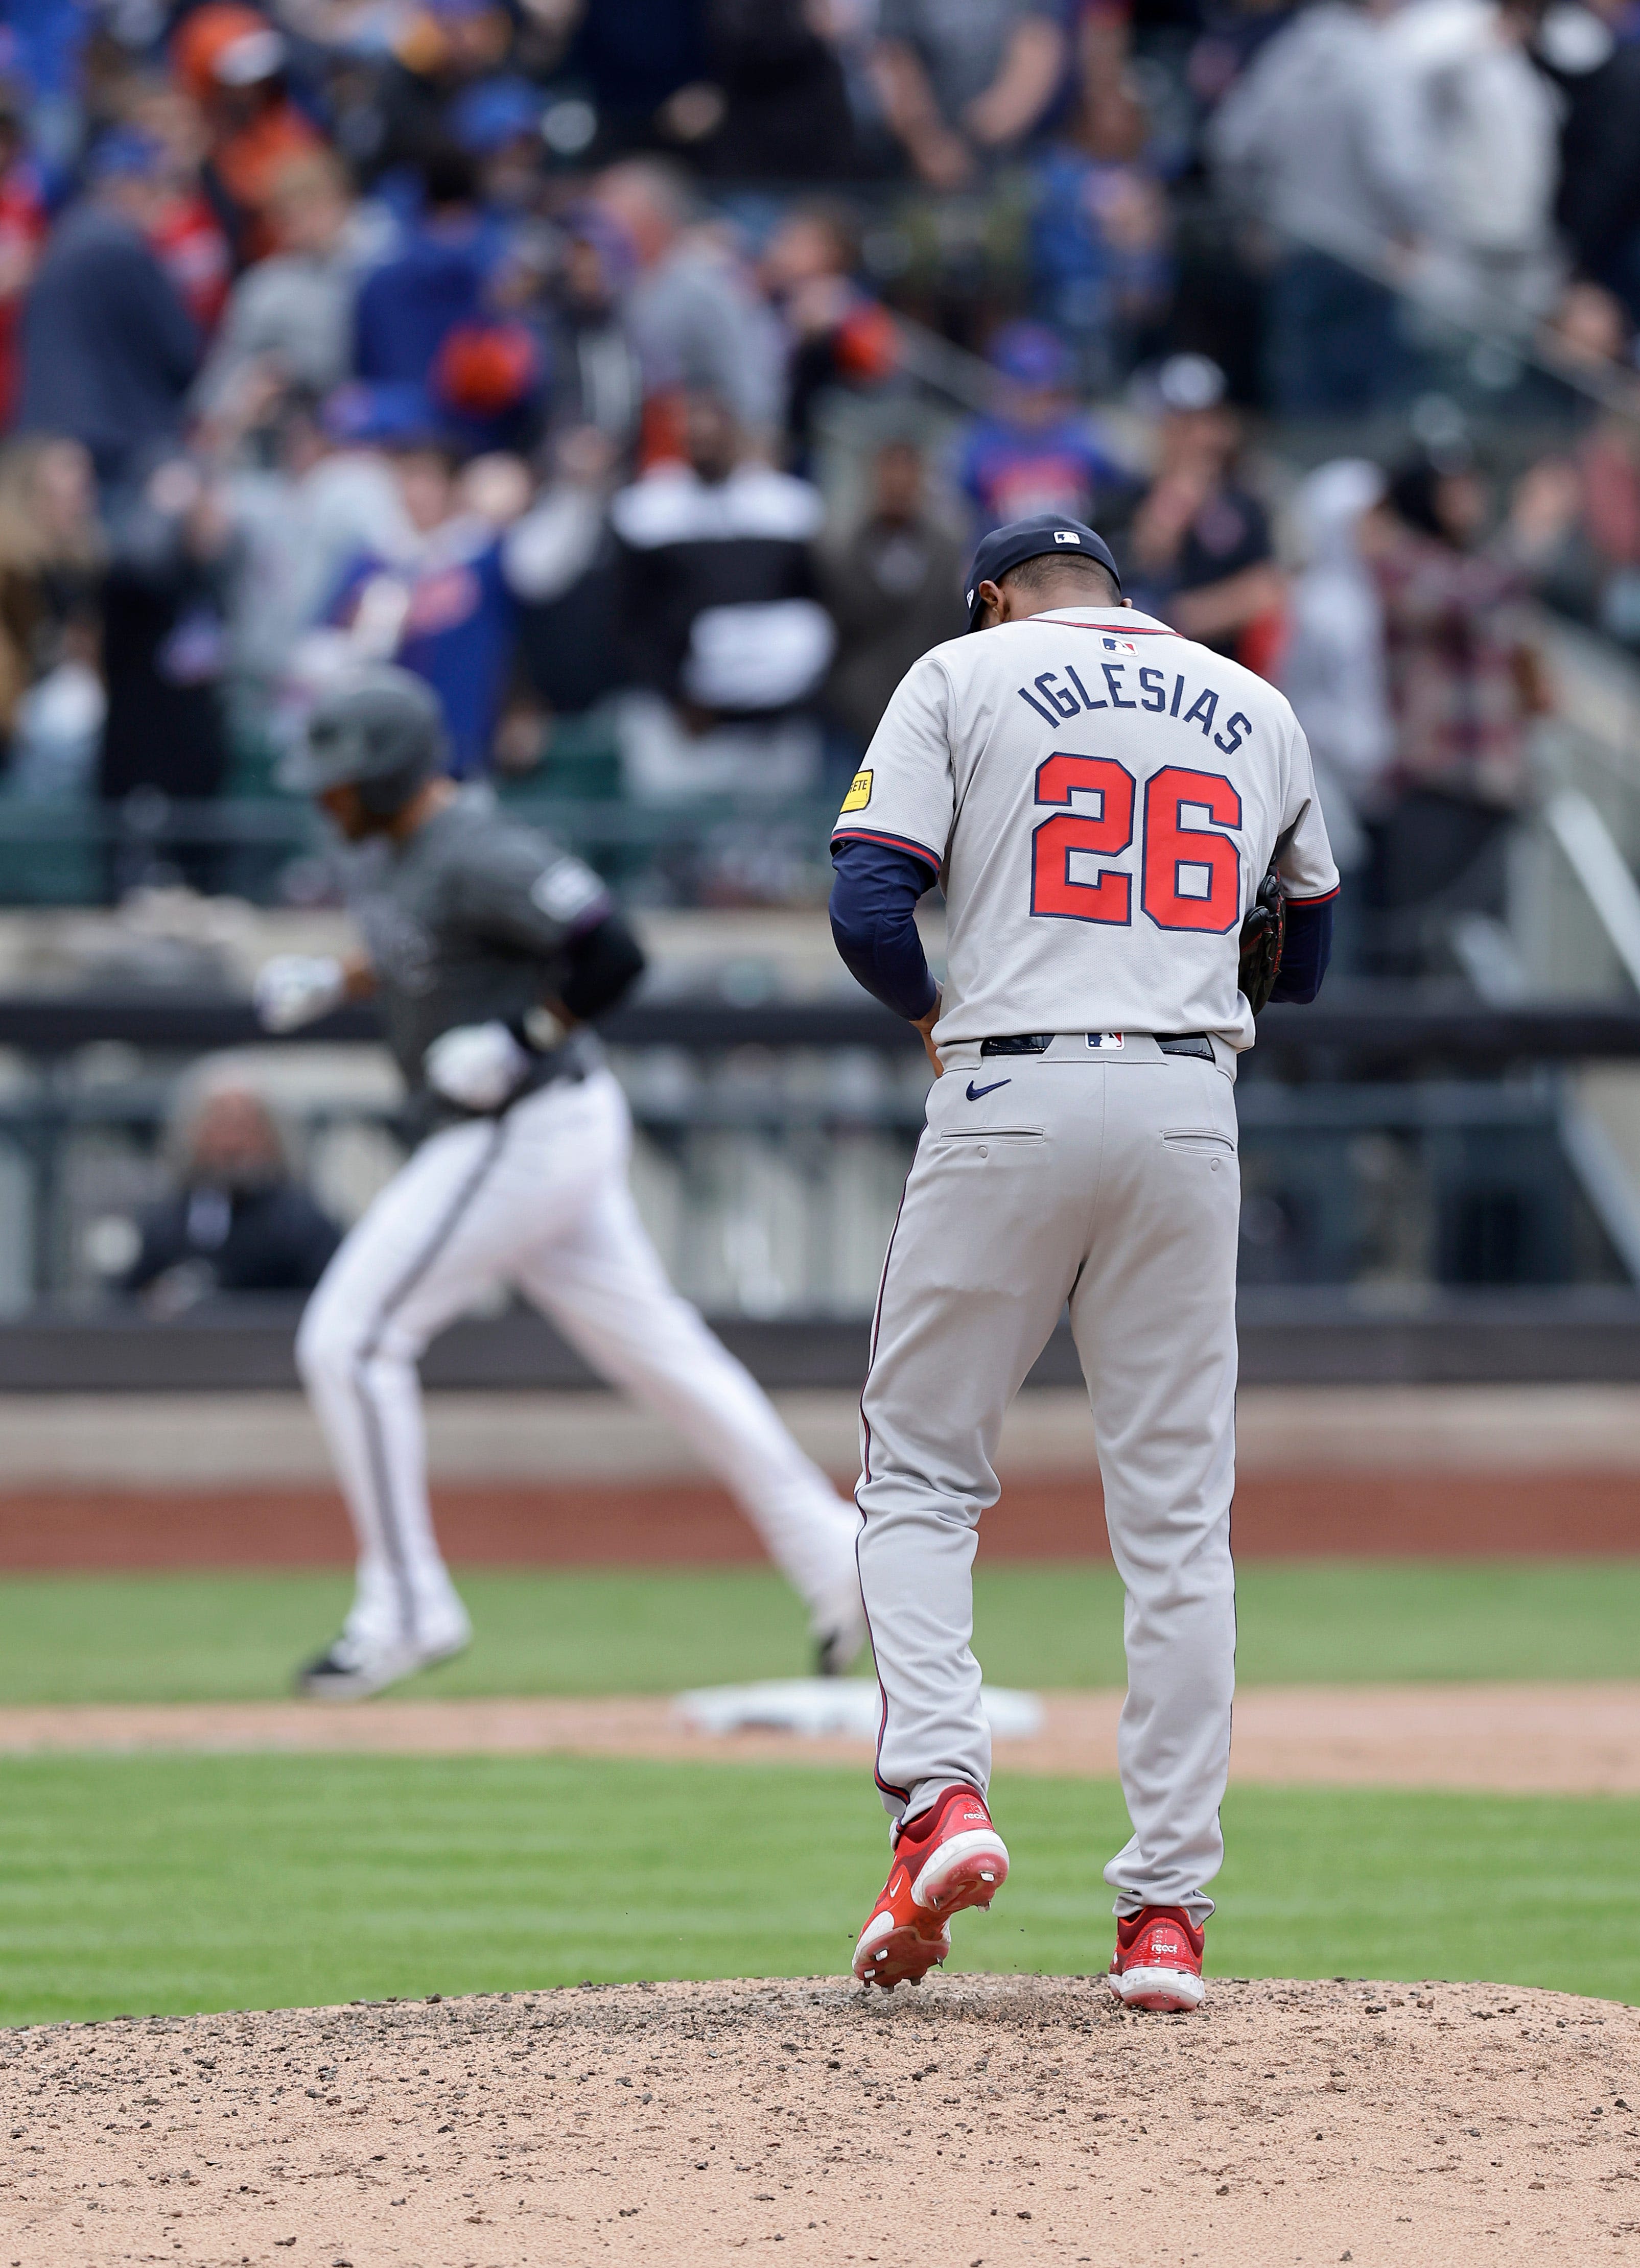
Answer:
[{"left": 840, "top": 768, "right": 873, "bottom": 815}]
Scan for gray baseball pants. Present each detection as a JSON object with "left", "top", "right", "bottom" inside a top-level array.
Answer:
[{"left": 855, "top": 1033, "right": 1240, "bottom": 1925}]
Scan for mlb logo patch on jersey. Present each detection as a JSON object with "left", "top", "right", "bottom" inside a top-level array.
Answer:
[
  {"left": 531, "top": 856, "right": 605, "bottom": 924},
  {"left": 1103, "top": 636, "right": 1138, "bottom": 655},
  {"left": 1087, "top": 1031, "right": 1125, "bottom": 1051},
  {"left": 840, "top": 768, "right": 873, "bottom": 814}
]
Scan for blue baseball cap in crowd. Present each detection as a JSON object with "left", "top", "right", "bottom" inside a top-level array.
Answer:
[
  {"left": 321, "top": 381, "right": 455, "bottom": 451},
  {"left": 989, "top": 320, "right": 1073, "bottom": 390},
  {"left": 964, "top": 513, "right": 1122, "bottom": 631},
  {"left": 450, "top": 76, "right": 544, "bottom": 154},
  {"left": 87, "top": 127, "right": 168, "bottom": 183}
]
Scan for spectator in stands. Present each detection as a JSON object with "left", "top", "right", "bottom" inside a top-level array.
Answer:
[
  {"left": 954, "top": 321, "right": 1128, "bottom": 538},
  {"left": 686, "top": 0, "right": 861, "bottom": 183},
  {"left": 2, "top": 5, "right": 88, "bottom": 179},
  {"left": 1370, "top": 451, "right": 1551, "bottom": 958},
  {"left": 1546, "top": 0, "right": 1640, "bottom": 323},
  {"left": 0, "top": 437, "right": 106, "bottom": 801},
  {"left": 1506, "top": 294, "right": 1640, "bottom": 638},
  {"left": 1029, "top": 61, "right": 1173, "bottom": 391},
  {"left": 1503, "top": 446, "right": 1609, "bottom": 632},
  {"left": 1279, "top": 459, "right": 1395, "bottom": 973},
  {"left": 449, "top": 76, "right": 547, "bottom": 213},
  {"left": 1112, "top": 353, "right": 1284, "bottom": 670},
  {"left": 1187, "top": 0, "right": 1310, "bottom": 117},
  {"left": 761, "top": 202, "right": 901, "bottom": 471},
  {"left": 592, "top": 159, "right": 784, "bottom": 452},
  {"left": 99, "top": 446, "right": 236, "bottom": 892},
  {"left": 610, "top": 387, "right": 834, "bottom": 800},
  {"left": 1530, "top": 279, "right": 1640, "bottom": 437},
  {"left": 1207, "top": 0, "right": 1431, "bottom": 415},
  {"left": 197, "top": 152, "right": 367, "bottom": 411},
  {"left": 17, "top": 131, "right": 201, "bottom": 492},
  {"left": 540, "top": 206, "right": 644, "bottom": 450},
  {"left": 353, "top": 146, "right": 500, "bottom": 389},
  {"left": 353, "top": 0, "right": 517, "bottom": 182},
  {"left": 122, "top": 1068, "right": 340, "bottom": 1313},
  {"left": 1382, "top": 0, "right": 1563, "bottom": 334},
  {"left": 354, "top": 144, "right": 545, "bottom": 455},
  {"left": 507, "top": 422, "right": 627, "bottom": 733},
  {"left": 818, "top": 433, "right": 967, "bottom": 762},
  {"left": 303, "top": 387, "right": 518, "bottom": 776},
  {"left": 0, "top": 89, "right": 50, "bottom": 431},
  {"left": 870, "top": 0, "right": 1067, "bottom": 189},
  {"left": 171, "top": 5, "right": 323, "bottom": 267},
  {"left": 126, "top": 80, "right": 235, "bottom": 339},
  {"left": 212, "top": 379, "right": 412, "bottom": 726},
  {"left": 301, "top": 384, "right": 586, "bottom": 773},
  {"left": 559, "top": 0, "right": 710, "bottom": 160}
]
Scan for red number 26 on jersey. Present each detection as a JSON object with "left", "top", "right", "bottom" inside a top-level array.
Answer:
[{"left": 1030, "top": 755, "right": 1242, "bottom": 933}]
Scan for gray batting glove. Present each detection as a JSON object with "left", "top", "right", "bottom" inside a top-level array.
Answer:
[
  {"left": 424, "top": 1021, "right": 532, "bottom": 1112},
  {"left": 253, "top": 955, "right": 346, "bottom": 1033}
]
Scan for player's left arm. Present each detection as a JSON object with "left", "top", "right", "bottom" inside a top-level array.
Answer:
[
  {"left": 1268, "top": 717, "right": 1341, "bottom": 1007},
  {"left": 830, "top": 840, "right": 939, "bottom": 1022},
  {"left": 549, "top": 908, "right": 646, "bottom": 1026}
]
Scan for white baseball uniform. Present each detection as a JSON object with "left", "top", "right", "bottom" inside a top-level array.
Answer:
[{"left": 833, "top": 603, "right": 1338, "bottom": 1921}]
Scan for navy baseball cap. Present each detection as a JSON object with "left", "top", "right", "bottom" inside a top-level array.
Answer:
[{"left": 964, "top": 513, "right": 1122, "bottom": 631}]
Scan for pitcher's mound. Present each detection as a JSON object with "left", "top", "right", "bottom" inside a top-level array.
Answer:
[{"left": 5, "top": 1975, "right": 1635, "bottom": 2264}]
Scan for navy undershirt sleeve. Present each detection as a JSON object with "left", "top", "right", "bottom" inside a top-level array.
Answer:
[
  {"left": 1269, "top": 894, "right": 1335, "bottom": 1005},
  {"left": 829, "top": 839, "right": 938, "bottom": 1022}
]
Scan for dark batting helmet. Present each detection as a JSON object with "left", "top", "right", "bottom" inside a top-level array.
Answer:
[{"left": 280, "top": 665, "right": 449, "bottom": 819}]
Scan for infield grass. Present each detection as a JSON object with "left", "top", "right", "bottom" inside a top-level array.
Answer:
[
  {"left": 0, "top": 1752, "right": 1633, "bottom": 2026},
  {"left": 0, "top": 1558, "right": 1634, "bottom": 1705}
]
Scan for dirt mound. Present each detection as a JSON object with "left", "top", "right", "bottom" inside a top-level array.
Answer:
[{"left": 3, "top": 1975, "right": 1635, "bottom": 2265}]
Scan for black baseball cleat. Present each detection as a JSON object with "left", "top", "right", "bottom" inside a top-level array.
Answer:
[{"left": 295, "top": 1630, "right": 468, "bottom": 1702}]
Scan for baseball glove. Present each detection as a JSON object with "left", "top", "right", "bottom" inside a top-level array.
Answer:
[
  {"left": 1237, "top": 808, "right": 1307, "bottom": 1016},
  {"left": 1238, "top": 867, "right": 1286, "bottom": 1014}
]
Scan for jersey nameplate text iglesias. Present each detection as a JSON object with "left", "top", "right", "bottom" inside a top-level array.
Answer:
[{"left": 832, "top": 606, "right": 1338, "bottom": 1049}]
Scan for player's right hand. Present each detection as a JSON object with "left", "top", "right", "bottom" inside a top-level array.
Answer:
[
  {"left": 424, "top": 1021, "right": 532, "bottom": 1112},
  {"left": 913, "top": 986, "right": 944, "bottom": 1077},
  {"left": 253, "top": 954, "right": 346, "bottom": 1034}
]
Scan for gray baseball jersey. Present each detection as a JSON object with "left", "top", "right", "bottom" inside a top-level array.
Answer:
[
  {"left": 832, "top": 603, "right": 1339, "bottom": 1048},
  {"left": 351, "top": 789, "right": 609, "bottom": 1099}
]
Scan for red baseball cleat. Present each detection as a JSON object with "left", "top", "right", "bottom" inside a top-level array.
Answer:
[
  {"left": 1107, "top": 1905, "right": 1206, "bottom": 2011},
  {"left": 852, "top": 1784, "right": 1010, "bottom": 1990}
]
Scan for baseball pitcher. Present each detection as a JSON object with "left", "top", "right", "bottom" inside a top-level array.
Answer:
[
  {"left": 256, "top": 665, "right": 865, "bottom": 1698},
  {"left": 828, "top": 514, "right": 1338, "bottom": 2007}
]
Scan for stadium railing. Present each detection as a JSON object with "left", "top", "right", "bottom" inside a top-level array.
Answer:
[{"left": 0, "top": 991, "right": 1637, "bottom": 1385}]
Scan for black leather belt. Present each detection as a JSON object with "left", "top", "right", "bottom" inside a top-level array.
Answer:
[{"left": 979, "top": 1032, "right": 1213, "bottom": 1059}]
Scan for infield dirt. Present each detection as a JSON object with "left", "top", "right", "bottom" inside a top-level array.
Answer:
[
  {"left": 0, "top": 1683, "right": 1637, "bottom": 1793},
  {"left": 3, "top": 1975, "right": 1635, "bottom": 2266}
]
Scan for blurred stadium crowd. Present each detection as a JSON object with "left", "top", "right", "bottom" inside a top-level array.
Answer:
[
  {"left": 0, "top": 0, "right": 1637, "bottom": 1324},
  {"left": 0, "top": 0, "right": 1631, "bottom": 944}
]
